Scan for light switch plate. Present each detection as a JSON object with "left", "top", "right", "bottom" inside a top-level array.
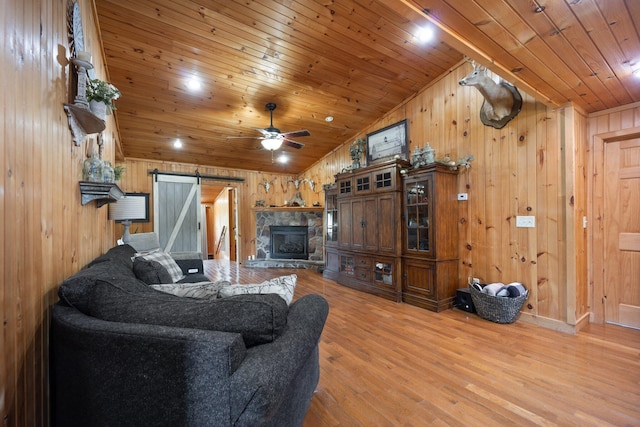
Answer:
[
  {"left": 516, "top": 216, "right": 535, "bottom": 228},
  {"left": 457, "top": 193, "right": 468, "bottom": 200}
]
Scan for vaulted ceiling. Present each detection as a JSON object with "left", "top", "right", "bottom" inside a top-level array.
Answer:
[{"left": 95, "top": 0, "right": 640, "bottom": 174}]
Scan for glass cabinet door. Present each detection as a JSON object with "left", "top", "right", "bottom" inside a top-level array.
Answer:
[
  {"left": 405, "top": 179, "right": 431, "bottom": 253},
  {"left": 340, "top": 255, "right": 355, "bottom": 275},
  {"left": 326, "top": 192, "right": 338, "bottom": 243},
  {"left": 373, "top": 261, "right": 393, "bottom": 286}
]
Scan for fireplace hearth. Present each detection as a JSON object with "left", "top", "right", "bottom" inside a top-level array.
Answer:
[{"left": 270, "top": 225, "right": 309, "bottom": 260}]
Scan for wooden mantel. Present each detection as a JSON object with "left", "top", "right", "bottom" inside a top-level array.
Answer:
[{"left": 253, "top": 206, "right": 324, "bottom": 212}]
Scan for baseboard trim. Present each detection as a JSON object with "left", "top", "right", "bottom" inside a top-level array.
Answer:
[{"left": 517, "top": 312, "right": 591, "bottom": 334}]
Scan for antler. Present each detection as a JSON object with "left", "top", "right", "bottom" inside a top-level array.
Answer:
[
  {"left": 288, "top": 177, "right": 303, "bottom": 190},
  {"left": 303, "top": 178, "right": 316, "bottom": 192},
  {"left": 260, "top": 177, "right": 277, "bottom": 193}
]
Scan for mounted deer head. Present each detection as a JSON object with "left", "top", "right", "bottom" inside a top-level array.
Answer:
[{"left": 459, "top": 60, "right": 522, "bottom": 128}]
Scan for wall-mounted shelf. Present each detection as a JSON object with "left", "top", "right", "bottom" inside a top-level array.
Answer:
[
  {"left": 79, "top": 181, "right": 124, "bottom": 207},
  {"left": 64, "top": 58, "right": 105, "bottom": 145},
  {"left": 64, "top": 104, "right": 106, "bottom": 145}
]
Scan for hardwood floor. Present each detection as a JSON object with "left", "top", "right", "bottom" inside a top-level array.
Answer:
[{"left": 204, "top": 260, "right": 640, "bottom": 426}]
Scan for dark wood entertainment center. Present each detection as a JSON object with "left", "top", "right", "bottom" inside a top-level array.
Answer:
[{"left": 324, "top": 159, "right": 460, "bottom": 312}]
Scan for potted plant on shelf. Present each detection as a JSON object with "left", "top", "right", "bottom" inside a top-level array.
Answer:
[
  {"left": 350, "top": 137, "right": 366, "bottom": 169},
  {"left": 113, "top": 164, "right": 125, "bottom": 183},
  {"left": 86, "top": 78, "right": 120, "bottom": 120}
]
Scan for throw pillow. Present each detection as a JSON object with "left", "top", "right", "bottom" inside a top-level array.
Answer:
[
  {"left": 219, "top": 274, "right": 297, "bottom": 305},
  {"left": 150, "top": 281, "right": 229, "bottom": 299},
  {"left": 134, "top": 249, "right": 185, "bottom": 283},
  {"left": 133, "top": 258, "right": 173, "bottom": 285}
]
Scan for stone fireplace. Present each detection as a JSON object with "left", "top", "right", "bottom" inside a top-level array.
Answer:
[
  {"left": 270, "top": 226, "right": 309, "bottom": 259},
  {"left": 255, "top": 208, "right": 323, "bottom": 262}
]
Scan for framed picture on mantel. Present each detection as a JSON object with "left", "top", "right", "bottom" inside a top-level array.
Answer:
[{"left": 366, "top": 119, "right": 409, "bottom": 165}]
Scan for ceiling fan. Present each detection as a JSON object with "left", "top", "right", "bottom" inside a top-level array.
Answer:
[{"left": 228, "top": 103, "right": 310, "bottom": 151}]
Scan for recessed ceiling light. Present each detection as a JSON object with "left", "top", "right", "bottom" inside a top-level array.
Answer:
[
  {"left": 173, "top": 139, "right": 183, "bottom": 148},
  {"left": 325, "top": 116, "right": 334, "bottom": 122},
  {"left": 186, "top": 76, "right": 201, "bottom": 91},
  {"left": 277, "top": 153, "right": 288, "bottom": 163},
  {"left": 633, "top": 68, "right": 640, "bottom": 78},
  {"left": 415, "top": 27, "right": 434, "bottom": 43}
]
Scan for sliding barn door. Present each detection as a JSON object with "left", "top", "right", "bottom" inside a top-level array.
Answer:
[{"left": 153, "top": 175, "right": 202, "bottom": 253}]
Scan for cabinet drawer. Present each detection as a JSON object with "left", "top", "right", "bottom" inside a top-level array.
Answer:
[
  {"left": 355, "top": 256, "right": 372, "bottom": 268},
  {"left": 353, "top": 267, "right": 371, "bottom": 282}
]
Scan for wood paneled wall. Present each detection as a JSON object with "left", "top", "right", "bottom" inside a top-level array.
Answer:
[
  {"left": 2, "top": 0, "right": 120, "bottom": 424},
  {"left": 302, "top": 63, "right": 590, "bottom": 331}
]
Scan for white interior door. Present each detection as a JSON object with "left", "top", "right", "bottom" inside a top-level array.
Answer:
[{"left": 153, "top": 174, "right": 202, "bottom": 253}]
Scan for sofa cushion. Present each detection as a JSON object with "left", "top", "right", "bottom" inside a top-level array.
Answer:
[
  {"left": 150, "top": 281, "right": 229, "bottom": 299},
  {"left": 86, "top": 244, "right": 137, "bottom": 268},
  {"left": 133, "top": 258, "right": 173, "bottom": 285},
  {"left": 219, "top": 274, "right": 297, "bottom": 305},
  {"left": 134, "top": 249, "right": 185, "bottom": 283},
  {"left": 58, "top": 258, "right": 148, "bottom": 313},
  {"left": 88, "top": 280, "right": 289, "bottom": 347}
]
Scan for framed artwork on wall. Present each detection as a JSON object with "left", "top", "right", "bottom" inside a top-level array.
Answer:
[{"left": 366, "top": 119, "right": 409, "bottom": 165}]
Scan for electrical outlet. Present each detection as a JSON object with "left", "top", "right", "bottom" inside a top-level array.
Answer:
[
  {"left": 468, "top": 276, "right": 481, "bottom": 285},
  {"left": 457, "top": 193, "right": 468, "bottom": 200},
  {"left": 516, "top": 215, "right": 535, "bottom": 228}
]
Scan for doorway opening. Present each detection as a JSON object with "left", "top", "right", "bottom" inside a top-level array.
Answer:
[{"left": 201, "top": 182, "right": 239, "bottom": 261}]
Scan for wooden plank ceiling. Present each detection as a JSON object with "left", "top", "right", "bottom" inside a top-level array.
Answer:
[{"left": 94, "top": 0, "right": 640, "bottom": 174}]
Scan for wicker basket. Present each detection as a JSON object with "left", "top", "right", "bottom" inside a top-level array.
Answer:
[{"left": 469, "top": 285, "right": 528, "bottom": 324}]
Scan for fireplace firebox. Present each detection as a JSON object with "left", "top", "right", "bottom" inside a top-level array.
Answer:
[{"left": 270, "top": 226, "right": 309, "bottom": 259}]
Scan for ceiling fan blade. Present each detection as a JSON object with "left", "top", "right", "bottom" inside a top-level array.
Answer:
[
  {"left": 282, "top": 129, "right": 310, "bottom": 138},
  {"left": 256, "top": 127, "right": 282, "bottom": 136},
  {"left": 225, "top": 136, "right": 262, "bottom": 140},
  {"left": 283, "top": 139, "right": 305, "bottom": 149}
]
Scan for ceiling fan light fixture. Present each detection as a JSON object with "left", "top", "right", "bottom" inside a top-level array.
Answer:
[{"left": 261, "top": 137, "right": 283, "bottom": 151}]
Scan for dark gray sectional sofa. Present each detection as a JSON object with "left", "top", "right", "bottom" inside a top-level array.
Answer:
[{"left": 50, "top": 244, "right": 329, "bottom": 427}]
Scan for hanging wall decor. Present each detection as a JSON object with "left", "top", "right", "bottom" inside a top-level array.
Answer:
[
  {"left": 458, "top": 60, "right": 522, "bottom": 129},
  {"left": 366, "top": 119, "right": 409, "bottom": 165}
]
